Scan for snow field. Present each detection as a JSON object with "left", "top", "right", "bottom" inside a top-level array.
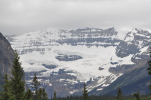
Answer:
[{"left": 19, "top": 44, "right": 133, "bottom": 83}]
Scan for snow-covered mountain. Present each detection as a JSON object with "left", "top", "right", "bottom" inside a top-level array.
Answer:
[
  {"left": 89, "top": 28, "right": 151, "bottom": 95},
  {"left": 108, "top": 28, "right": 151, "bottom": 74},
  {"left": 6, "top": 27, "right": 151, "bottom": 98}
]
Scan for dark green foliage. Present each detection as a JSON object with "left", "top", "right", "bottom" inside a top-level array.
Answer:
[
  {"left": 147, "top": 47, "right": 151, "bottom": 94},
  {"left": 30, "top": 73, "right": 48, "bottom": 100},
  {"left": 9, "top": 50, "right": 25, "bottom": 100},
  {"left": 0, "top": 51, "right": 50, "bottom": 100},
  {"left": 37, "top": 87, "right": 48, "bottom": 100},
  {"left": 0, "top": 74, "right": 15, "bottom": 100},
  {"left": 82, "top": 83, "right": 89, "bottom": 100},
  {"left": 0, "top": 51, "right": 26, "bottom": 100},
  {"left": 0, "top": 73, "right": 4, "bottom": 92},
  {"left": 48, "top": 94, "right": 151, "bottom": 100},
  {"left": 147, "top": 47, "right": 151, "bottom": 75},
  {"left": 38, "top": 88, "right": 43, "bottom": 100},
  {"left": 116, "top": 87, "right": 123, "bottom": 100},
  {"left": 53, "top": 91, "right": 57, "bottom": 100},
  {"left": 50, "top": 96, "right": 53, "bottom": 100},
  {"left": 31, "top": 73, "right": 40, "bottom": 100},
  {"left": 147, "top": 61, "right": 151, "bottom": 75},
  {"left": 133, "top": 90, "right": 140, "bottom": 100},
  {"left": 42, "top": 88, "right": 48, "bottom": 100},
  {"left": 25, "top": 89, "right": 33, "bottom": 100}
]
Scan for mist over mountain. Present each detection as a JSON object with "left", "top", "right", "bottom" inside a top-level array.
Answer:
[{"left": 5, "top": 27, "right": 151, "bottom": 98}]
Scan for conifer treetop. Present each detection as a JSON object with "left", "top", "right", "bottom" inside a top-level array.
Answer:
[
  {"left": 10, "top": 50, "right": 25, "bottom": 100},
  {"left": 82, "top": 83, "right": 89, "bottom": 100}
]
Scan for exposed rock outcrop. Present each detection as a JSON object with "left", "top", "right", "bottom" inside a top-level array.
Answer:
[{"left": 0, "top": 32, "right": 14, "bottom": 78}]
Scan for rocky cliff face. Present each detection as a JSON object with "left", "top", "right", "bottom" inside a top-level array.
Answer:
[
  {"left": 0, "top": 32, "right": 28, "bottom": 91},
  {"left": 116, "top": 28, "right": 151, "bottom": 58},
  {"left": 0, "top": 32, "right": 14, "bottom": 78}
]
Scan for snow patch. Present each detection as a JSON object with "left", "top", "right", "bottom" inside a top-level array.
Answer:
[
  {"left": 49, "top": 83, "right": 52, "bottom": 86},
  {"left": 97, "top": 88, "right": 103, "bottom": 91}
]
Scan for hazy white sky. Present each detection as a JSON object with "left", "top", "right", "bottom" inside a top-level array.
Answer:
[{"left": 0, "top": 0, "right": 151, "bottom": 37}]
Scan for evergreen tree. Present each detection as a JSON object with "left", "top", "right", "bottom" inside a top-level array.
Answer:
[
  {"left": 9, "top": 50, "right": 25, "bottom": 100},
  {"left": 147, "top": 47, "right": 151, "bottom": 94},
  {"left": 31, "top": 73, "right": 40, "bottom": 100},
  {"left": 30, "top": 74, "right": 48, "bottom": 100},
  {"left": 53, "top": 91, "right": 57, "bottom": 100},
  {"left": 133, "top": 90, "right": 140, "bottom": 100},
  {"left": 38, "top": 88, "right": 42, "bottom": 100},
  {"left": 0, "top": 74, "right": 15, "bottom": 100},
  {"left": 82, "top": 83, "right": 89, "bottom": 100},
  {"left": 42, "top": 88, "right": 48, "bottom": 100},
  {"left": 116, "top": 87, "right": 123, "bottom": 100},
  {"left": 25, "top": 89, "right": 33, "bottom": 100}
]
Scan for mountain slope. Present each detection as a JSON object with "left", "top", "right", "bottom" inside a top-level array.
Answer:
[
  {"left": 90, "top": 61, "right": 150, "bottom": 95},
  {"left": 106, "top": 75, "right": 150, "bottom": 95},
  {"left": 6, "top": 27, "right": 151, "bottom": 98},
  {"left": 89, "top": 28, "right": 151, "bottom": 95}
]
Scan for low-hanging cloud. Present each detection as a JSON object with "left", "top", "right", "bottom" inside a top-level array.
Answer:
[{"left": 0, "top": 0, "right": 151, "bottom": 37}]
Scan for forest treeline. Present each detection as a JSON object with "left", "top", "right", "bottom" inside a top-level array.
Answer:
[{"left": 1, "top": 49, "right": 151, "bottom": 100}]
